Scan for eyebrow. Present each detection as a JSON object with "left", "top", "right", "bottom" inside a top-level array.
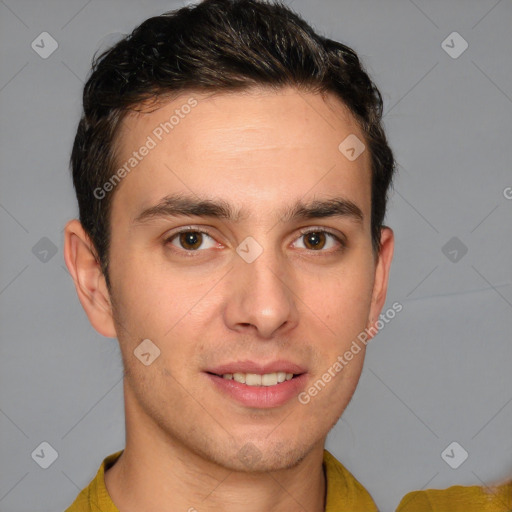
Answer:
[{"left": 133, "top": 193, "right": 364, "bottom": 225}]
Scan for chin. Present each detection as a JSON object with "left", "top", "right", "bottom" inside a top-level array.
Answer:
[{"left": 205, "top": 439, "right": 313, "bottom": 474}]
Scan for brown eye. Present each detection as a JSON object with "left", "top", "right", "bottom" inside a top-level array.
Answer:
[
  {"left": 166, "top": 230, "right": 217, "bottom": 252},
  {"left": 179, "top": 232, "right": 203, "bottom": 250},
  {"left": 292, "top": 229, "right": 344, "bottom": 253},
  {"left": 303, "top": 232, "right": 326, "bottom": 250}
]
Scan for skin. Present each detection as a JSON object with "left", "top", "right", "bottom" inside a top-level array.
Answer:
[{"left": 64, "top": 86, "right": 394, "bottom": 512}]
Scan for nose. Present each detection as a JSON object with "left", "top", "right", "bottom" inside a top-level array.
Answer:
[{"left": 223, "top": 249, "right": 299, "bottom": 339}]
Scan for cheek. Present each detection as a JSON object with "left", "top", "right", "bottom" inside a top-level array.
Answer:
[
  {"left": 317, "top": 262, "right": 375, "bottom": 330},
  {"left": 110, "top": 248, "right": 193, "bottom": 331}
]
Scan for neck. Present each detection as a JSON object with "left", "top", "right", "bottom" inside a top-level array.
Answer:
[{"left": 106, "top": 441, "right": 326, "bottom": 512}]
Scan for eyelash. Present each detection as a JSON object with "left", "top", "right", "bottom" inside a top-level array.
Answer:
[{"left": 163, "top": 226, "right": 346, "bottom": 256}]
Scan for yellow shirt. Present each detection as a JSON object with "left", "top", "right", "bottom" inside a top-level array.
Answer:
[
  {"left": 64, "top": 449, "right": 378, "bottom": 511},
  {"left": 397, "top": 482, "right": 512, "bottom": 512}
]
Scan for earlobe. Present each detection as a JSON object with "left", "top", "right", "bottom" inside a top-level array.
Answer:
[
  {"left": 367, "top": 227, "right": 395, "bottom": 337},
  {"left": 63, "top": 219, "right": 117, "bottom": 338}
]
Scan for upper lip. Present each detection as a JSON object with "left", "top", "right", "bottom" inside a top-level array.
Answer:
[{"left": 206, "top": 360, "right": 307, "bottom": 375}]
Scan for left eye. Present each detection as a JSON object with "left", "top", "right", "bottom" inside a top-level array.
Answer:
[{"left": 292, "top": 230, "right": 341, "bottom": 251}]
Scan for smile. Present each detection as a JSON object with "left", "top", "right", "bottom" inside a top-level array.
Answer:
[
  {"left": 205, "top": 371, "right": 307, "bottom": 408},
  {"left": 217, "top": 372, "right": 296, "bottom": 386}
]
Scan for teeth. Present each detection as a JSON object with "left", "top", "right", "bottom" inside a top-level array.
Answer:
[
  {"left": 261, "top": 373, "right": 277, "bottom": 386},
  {"left": 223, "top": 372, "right": 295, "bottom": 386},
  {"left": 233, "top": 373, "right": 245, "bottom": 383},
  {"left": 246, "top": 373, "right": 262, "bottom": 386}
]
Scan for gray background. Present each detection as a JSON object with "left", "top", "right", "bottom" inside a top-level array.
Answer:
[{"left": 0, "top": 0, "right": 511, "bottom": 511}]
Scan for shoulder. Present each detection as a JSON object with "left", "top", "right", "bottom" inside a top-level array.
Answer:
[
  {"left": 323, "top": 449, "right": 378, "bottom": 511},
  {"left": 64, "top": 450, "right": 124, "bottom": 512},
  {"left": 396, "top": 481, "right": 512, "bottom": 512}
]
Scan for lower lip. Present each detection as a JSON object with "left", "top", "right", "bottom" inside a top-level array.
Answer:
[{"left": 206, "top": 373, "right": 308, "bottom": 409}]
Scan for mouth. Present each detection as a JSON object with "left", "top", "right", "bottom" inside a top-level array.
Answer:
[{"left": 204, "top": 361, "right": 308, "bottom": 408}]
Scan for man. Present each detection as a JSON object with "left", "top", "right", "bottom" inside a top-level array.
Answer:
[{"left": 63, "top": 0, "right": 393, "bottom": 510}]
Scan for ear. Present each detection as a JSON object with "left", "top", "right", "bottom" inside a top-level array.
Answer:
[
  {"left": 63, "top": 219, "right": 117, "bottom": 338},
  {"left": 367, "top": 227, "right": 395, "bottom": 338}
]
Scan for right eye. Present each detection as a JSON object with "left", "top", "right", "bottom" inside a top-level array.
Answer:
[{"left": 165, "top": 228, "right": 220, "bottom": 252}]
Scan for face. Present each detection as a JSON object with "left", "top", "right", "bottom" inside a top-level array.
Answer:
[{"left": 71, "top": 86, "right": 393, "bottom": 473}]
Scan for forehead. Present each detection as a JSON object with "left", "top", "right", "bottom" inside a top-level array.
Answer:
[{"left": 111, "top": 87, "right": 372, "bottom": 222}]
